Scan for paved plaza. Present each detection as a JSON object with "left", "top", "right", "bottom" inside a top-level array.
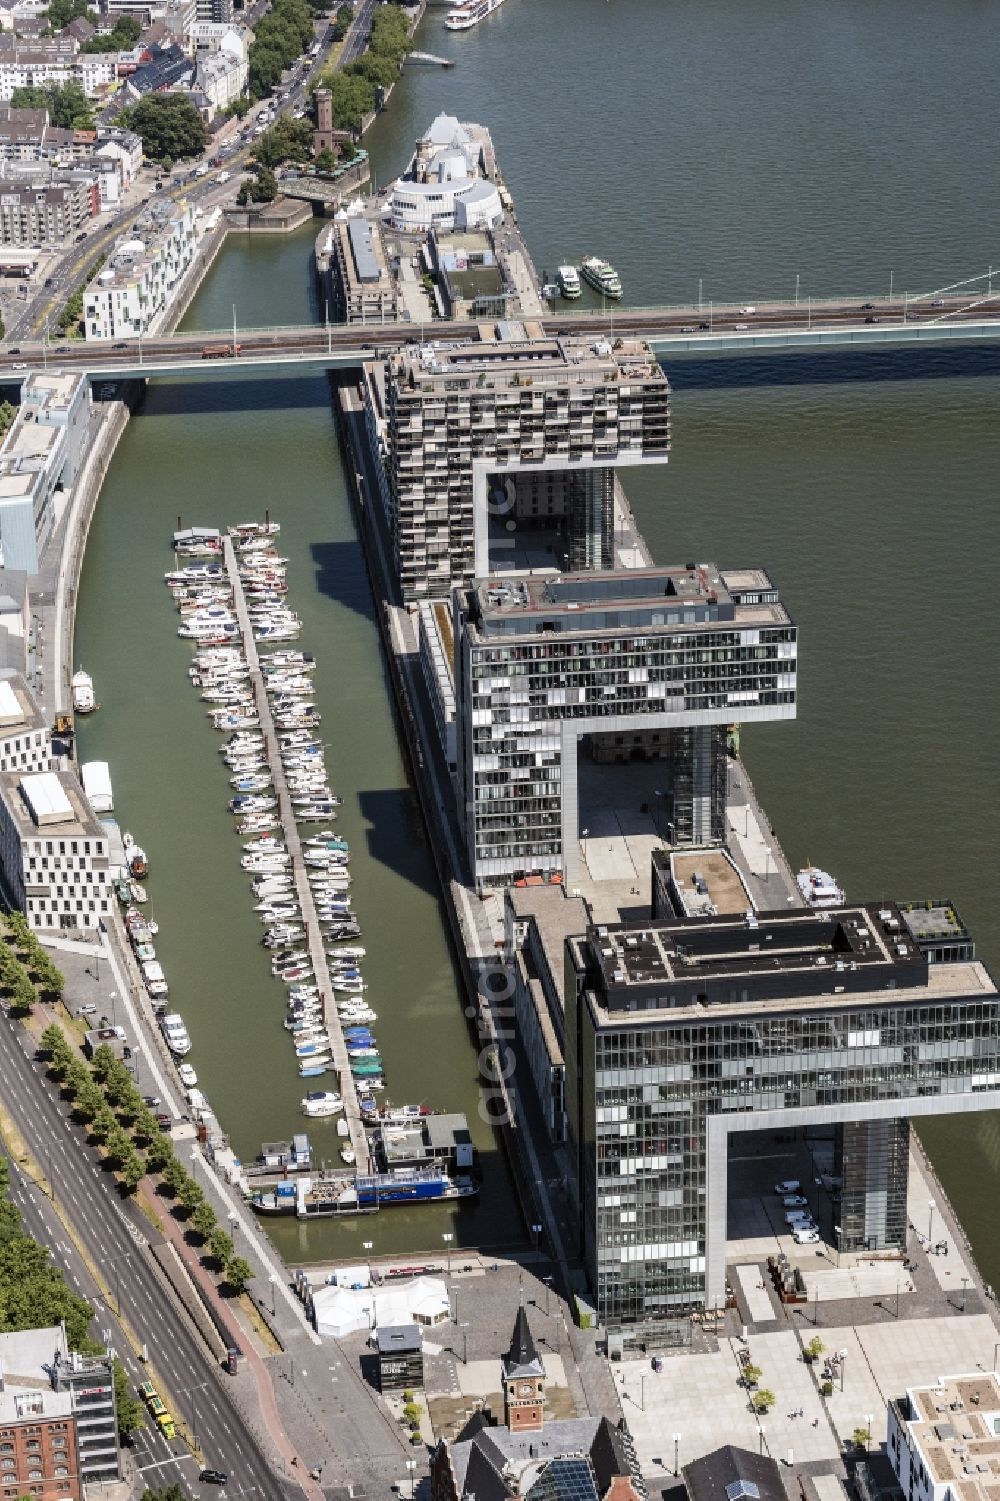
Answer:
[{"left": 615, "top": 1313, "right": 1000, "bottom": 1477}]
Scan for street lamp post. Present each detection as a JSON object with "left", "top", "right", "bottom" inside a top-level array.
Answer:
[
  {"left": 530, "top": 1222, "right": 542, "bottom": 1260},
  {"left": 757, "top": 1423, "right": 765, "bottom": 1457},
  {"left": 405, "top": 1459, "right": 417, "bottom": 1501},
  {"left": 673, "top": 1433, "right": 681, "bottom": 1477},
  {"left": 961, "top": 1276, "right": 969, "bottom": 1312},
  {"left": 442, "top": 1231, "right": 454, "bottom": 1274},
  {"left": 228, "top": 1209, "right": 239, "bottom": 1244},
  {"left": 840, "top": 1348, "right": 848, "bottom": 1392},
  {"left": 865, "top": 1414, "right": 873, "bottom": 1454},
  {"left": 928, "top": 1199, "right": 936, "bottom": 1244},
  {"left": 268, "top": 1274, "right": 277, "bottom": 1317}
]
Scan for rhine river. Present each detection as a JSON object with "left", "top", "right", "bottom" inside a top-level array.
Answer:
[{"left": 75, "top": 0, "right": 1000, "bottom": 1271}]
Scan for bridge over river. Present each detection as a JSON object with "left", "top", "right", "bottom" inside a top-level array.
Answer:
[{"left": 4, "top": 289, "right": 1000, "bottom": 381}]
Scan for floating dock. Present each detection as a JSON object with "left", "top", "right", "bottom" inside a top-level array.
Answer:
[{"left": 222, "top": 536, "right": 371, "bottom": 1173}]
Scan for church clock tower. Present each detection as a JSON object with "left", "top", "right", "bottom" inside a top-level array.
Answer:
[{"left": 501, "top": 1296, "right": 545, "bottom": 1433}]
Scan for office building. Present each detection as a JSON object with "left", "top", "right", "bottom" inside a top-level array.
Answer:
[
  {"left": 329, "top": 212, "right": 398, "bottom": 325},
  {"left": 562, "top": 900, "right": 1000, "bottom": 1346},
  {"left": 0, "top": 673, "right": 49, "bottom": 772},
  {"left": 453, "top": 564, "right": 796, "bottom": 887},
  {"left": 372, "top": 330, "right": 671, "bottom": 602},
  {"left": 0, "top": 370, "right": 90, "bottom": 572},
  {"left": 48, "top": 1344, "right": 119, "bottom": 1484},
  {"left": 887, "top": 1371, "right": 1000, "bottom": 1501},
  {"left": 0, "top": 768, "right": 111, "bottom": 929},
  {"left": 0, "top": 1326, "right": 120, "bottom": 1496}
]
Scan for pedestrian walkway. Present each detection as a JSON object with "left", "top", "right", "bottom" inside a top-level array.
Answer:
[{"left": 223, "top": 535, "right": 370, "bottom": 1173}]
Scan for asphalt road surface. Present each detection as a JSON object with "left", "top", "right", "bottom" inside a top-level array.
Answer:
[{"left": 0, "top": 1007, "right": 294, "bottom": 1501}]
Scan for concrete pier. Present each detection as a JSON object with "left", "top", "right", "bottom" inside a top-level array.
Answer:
[{"left": 222, "top": 536, "right": 371, "bottom": 1174}]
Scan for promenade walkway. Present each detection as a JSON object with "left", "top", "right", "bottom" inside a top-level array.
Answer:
[{"left": 222, "top": 537, "right": 371, "bottom": 1173}]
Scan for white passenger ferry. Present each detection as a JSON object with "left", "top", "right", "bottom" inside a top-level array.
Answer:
[{"left": 445, "top": 0, "right": 507, "bottom": 30}]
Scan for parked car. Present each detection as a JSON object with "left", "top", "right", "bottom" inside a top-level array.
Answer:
[
  {"left": 785, "top": 1210, "right": 816, "bottom": 1226},
  {"left": 12, "top": 362, "right": 26, "bottom": 371},
  {"left": 774, "top": 1180, "right": 800, "bottom": 1194},
  {"left": 793, "top": 1228, "right": 820, "bottom": 1245},
  {"left": 199, "top": 1470, "right": 229, "bottom": 1486},
  {"left": 860, "top": 302, "right": 875, "bottom": 310},
  {"left": 782, "top": 1194, "right": 808, "bottom": 1208},
  {"left": 865, "top": 316, "right": 880, "bottom": 324}
]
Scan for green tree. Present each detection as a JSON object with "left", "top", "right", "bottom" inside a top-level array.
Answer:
[
  {"left": 118, "top": 1150, "right": 145, "bottom": 1194},
  {"left": 113, "top": 1359, "right": 145, "bottom": 1439},
  {"left": 323, "top": 70, "right": 373, "bottom": 132},
  {"left": 336, "top": 2, "right": 353, "bottom": 24},
  {"left": 73, "top": 1080, "right": 105, "bottom": 1124},
  {"left": 314, "top": 147, "right": 336, "bottom": 173},
  {"left": 140, "top": 1486, "right": 187, "bottom": 1501},
  {"left": 159, "top": 1158, "right": 185, "bottom": 1197},
  {"left": 176, "top": 1176, "right": 204, "bottom": 1213},
  {"left": 82, "top": 14, "right": 140, "bottom": 50},
  {"left": 237, "top": 165, "right": 278, "bottom": 205},
  {"left": 45, "top": 0, "right": 95, "bottom": 28},
  {"left": 741, "top": 1364, "right": 762, "bottom": 1388},
  {"left": 128, "top": 94, "right": 207, "bottom": 162},
  {"left": 254, "top": 115, "right": 313, "bottom": 167},
  {"left": 208, "top": 1228, "right": 233, "bottom": 1268},
  {"left": 223, "top": 1255, "right": 253, "bottom": 1294},
  {"left": 752, "top": 1389, "right": 775, "bottom": 1414},
  {"left": 190, "top": 1201, "right": 216, "bottom": 1241},
  {"left": 248, "top": 0, "right": 316, "bottom": 96},
  {"left": 144, "top": 1132, "right": 173, "bottom": 1173},
  {"left": 89, "top": 1105, "right": 116, "bottom": 1146},
  {"left": 0, "top": 401, "right": 15, "bottom": 440},
  {"left": 805, "top": 1335, "right": 825, "bottom": 1361},
  {"left": 133, "top": 1108, "right": 161, "bottom": 1147},
  {"left": 90, "top": 1043, "right": 117, "bottom": 1084},
  {"left": 103, "top": 1125, "right": 134, "bottom": 1168},
  {"left": 853, "top": 1426, "right": 872, "bottom": 1451},
  {"left": 10, "top": 82, "right": 93, "bottom": 128},
  {"left": 8, "top": 970, "right": 36, "bottom": 1018}
]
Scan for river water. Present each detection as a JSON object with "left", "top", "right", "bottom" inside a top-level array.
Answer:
[{"left": 76, "top": 0, "right": 1000, "bottom": 1272}]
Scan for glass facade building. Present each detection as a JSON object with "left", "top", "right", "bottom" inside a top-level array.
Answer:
[
  {"left": 454, "top": 564, "right": 796, "bottom": 886},
  {"left": 563, "top": 902, "right": 1000, "bottom": 1344}
]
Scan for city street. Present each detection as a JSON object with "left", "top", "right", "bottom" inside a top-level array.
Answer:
[{"left": 0, "top": 1004, "right": 296, "bottom": 1501}]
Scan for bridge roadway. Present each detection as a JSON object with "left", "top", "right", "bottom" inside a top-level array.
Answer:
[{"left": 3, "top": 294, "right": 1000, "bottom": 379}]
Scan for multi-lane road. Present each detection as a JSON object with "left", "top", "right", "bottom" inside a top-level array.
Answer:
[
  {"left": 0, "top": 1006, "right": 294, "bottom": 1501},
  {"left": 0, "top": 293, "right": 998, "bottom": 379}
]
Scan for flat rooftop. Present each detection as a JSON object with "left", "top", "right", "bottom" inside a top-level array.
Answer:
[
  {"left": 902, "top": 902, "right": 971, "bottom": 945},
  {"left": 904, "top": 1372, "right": 1000, "bottom": 1501},
  {"left": 469, "top": 564, "right": 792, "bottom": 638},
  {"left": 572, "top": 901, "right": 1000, "bottom": 1020},
  {"left": 389, "top": 331, "right": 666, "bottom": 389},
  {"left": 667, "top": 848, "right": 755, "bottom": 917},
  {"left": 0, "top": 672, "right": 44, "bottom": 734},
  {"left": 0, "top": 768, "right": 105, "bottom": 838}
]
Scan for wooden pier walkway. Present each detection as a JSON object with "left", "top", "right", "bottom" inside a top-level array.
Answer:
[{"left": 222, "top": 537, "right": 371, "bottom": 1174}]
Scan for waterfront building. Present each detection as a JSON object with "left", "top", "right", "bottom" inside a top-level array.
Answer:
[
  {"left": 368, "top": 330, "right": 671, "bottom": 602},
  {"left": 0, "top": 370, "right": 90, "bottom": 573},
  {"left": 431, "top": 1300, "right": 645, "bottom": 1501},
  {"left": 0, "top": 569, "right": 27, "bottom": 674},
  {"left": 0, "top": 175, "right": 96, "bottom": 245},
  {"left": 0, "top": 672, "right": 50, "bottom": 773},
  {"left": 388, "top": 113, "right": 503, "bottom": 233},
  {"left": 0, "top": 1326, "right": 121, "bottom": 1496},
  {"left": 887, "top": 1371, "right": 1000, "bottom": 1501},
  {"left": 0, "top": 768, "right": 111, "bottom": 930},
  {"left": 562, "top": 900, "right": 1000, "bottom": 1346},
  {"left": 328, "top": 211, "right": 399, "bottom": 325},
  {"left": 84, "top": 202, "right": 195, "bottom": 339},
  {"left": 453, "top": 564, "right": 796, "bottom": 887}
]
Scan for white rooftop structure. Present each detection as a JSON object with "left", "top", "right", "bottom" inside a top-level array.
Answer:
[
  {"left": 387, "top": 113, "right": 502, "bottom": 233},
  {"left": 20, "top": 769, "right": 72, "bottom": 824},
  {"left": 311, "top": 1275, "right": 449, "bottom": 1339}
]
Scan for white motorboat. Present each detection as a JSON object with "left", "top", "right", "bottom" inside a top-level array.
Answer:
[
  {"left": 302, "top": 1093, "right": 344, "bottom": 1117},
  {"left": 178, "top": 1063, "right": 198, "bottom": 1088},
  {"left": 71, "top": 669, "right": 96, "bottom": 713}
]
